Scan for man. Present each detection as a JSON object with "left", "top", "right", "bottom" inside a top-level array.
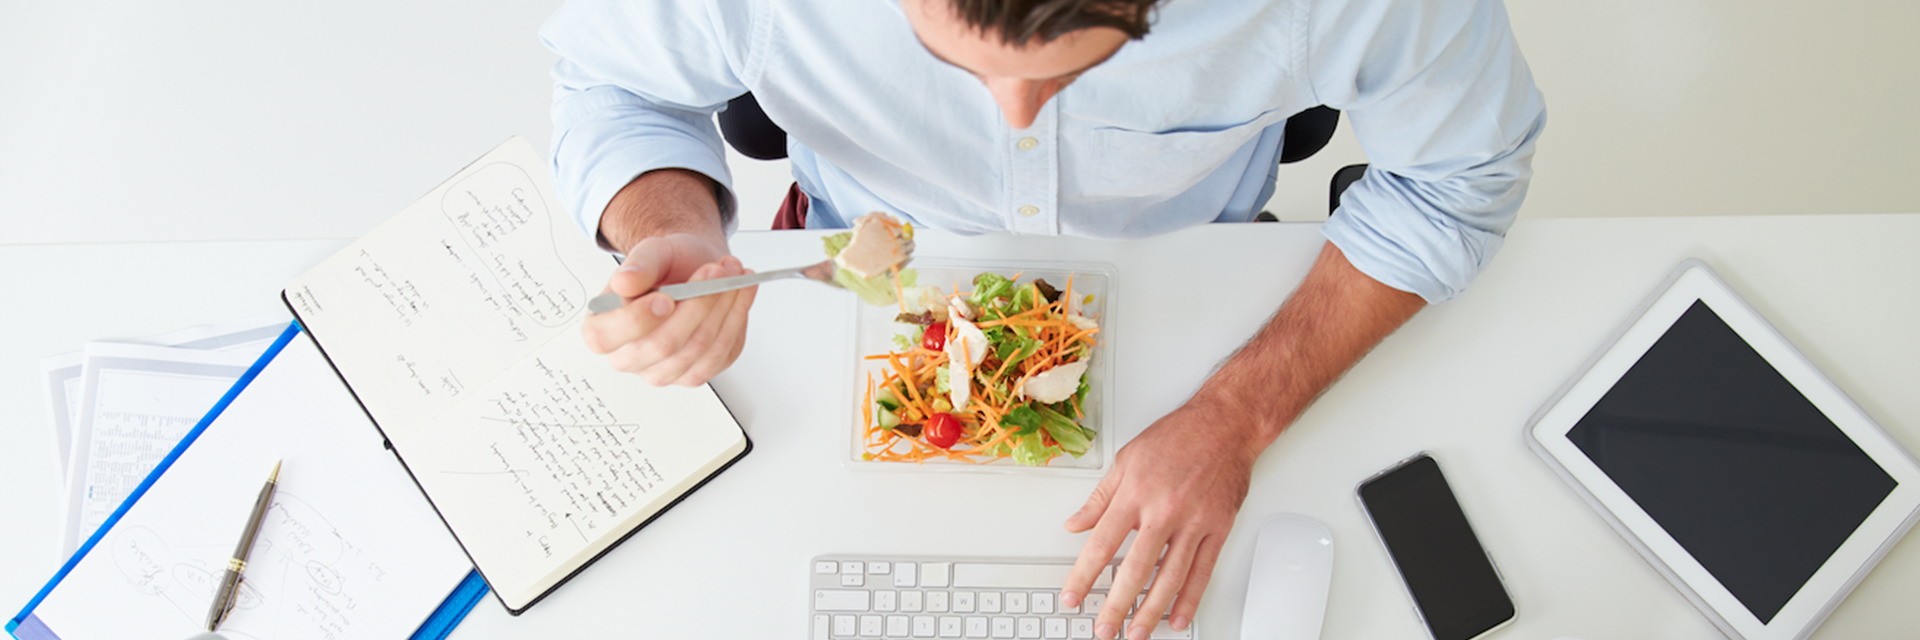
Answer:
[{"left": 544, "top": 0, "right": 1543, "bottom": 637}]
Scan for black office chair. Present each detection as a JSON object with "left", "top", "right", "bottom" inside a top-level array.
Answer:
[{"left": 716, "top": 93, "right": 1366, "bottom": 217}]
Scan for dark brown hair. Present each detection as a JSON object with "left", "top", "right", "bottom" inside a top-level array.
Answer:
[{"left": 946, "top": 0, "right": 1163, "bottom": 46}]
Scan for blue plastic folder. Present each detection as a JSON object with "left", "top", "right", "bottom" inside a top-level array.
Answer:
[{"left": 10, "top": 323, "right": 488, "bottom": 640}]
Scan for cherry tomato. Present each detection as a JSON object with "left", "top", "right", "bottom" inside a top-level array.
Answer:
[
  {"left": 923, "top": 321, "right": 949, "bottom": 351},
  {"left": 925, "top": 412, "right": 962, "bottom": 449}
]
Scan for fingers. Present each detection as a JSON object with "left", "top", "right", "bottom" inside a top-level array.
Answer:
[
  {"left": 1130, "top": 535, "right": 1199, "bottom": 640},
  {"left": 606, "top": 240, "right": 667, "bottom": 299},
  {"left": 646, "top": 266, "right": 757, "bottom": 386},
  {"left": 606, "top": 257, "right": 750, "bottom": 385},
  {"left": 1098, "top": 525, "right": 1169, "bottom": 640},
  {"left": 582, "top": 287, "right": 673, "bottom": 355},
  {"left": 669, "top": 270, "right": 757, "bottom": 386},
  {"left": 1168, "top": 534, "right": 1225, "bottom": 631},
  {"left": 1064, "top": 469, "right": 1120, "bottom": 534},
  {"left": 1060, "top": 470, "right": 1125, "bottom": 609},
  {"left": 582, "top": 239, "right": 684, "bottom": 356}
]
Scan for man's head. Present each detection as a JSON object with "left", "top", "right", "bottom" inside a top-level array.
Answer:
[{"left": 902, "top": 0, "right": 1161, "bottom": 129}]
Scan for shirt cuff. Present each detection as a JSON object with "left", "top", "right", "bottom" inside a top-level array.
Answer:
[{"left": 1321, "top": 197, "right": 1505, "bottom": 304}]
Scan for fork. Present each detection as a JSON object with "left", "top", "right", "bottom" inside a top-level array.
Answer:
[{"left": 585, "top": 236, "right": 914, "bottom": 314}]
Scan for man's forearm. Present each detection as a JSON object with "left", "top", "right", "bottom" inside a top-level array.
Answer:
[
  {"left": 597, "top": 169, "right": 727, "bottom": 253},
  {"left": 1193, "top": 242, "right": 1426, "bottom": 456}
]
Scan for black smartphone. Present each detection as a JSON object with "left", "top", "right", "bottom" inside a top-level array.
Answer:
[{"left": 1358, "top": 453, "right": 1516, "bottom": 640}]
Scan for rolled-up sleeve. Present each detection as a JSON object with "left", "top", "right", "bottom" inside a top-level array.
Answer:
[
  {"left": 540, "top": 0, "right": 759, "bottom": 244},
  {"left": 1309, "top": 0, "right": 1546, "bottom": 303}
]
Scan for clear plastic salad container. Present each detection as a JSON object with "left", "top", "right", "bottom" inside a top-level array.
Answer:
[{"left": 845, "top": 259, "right": 1116, "bottom": 476}]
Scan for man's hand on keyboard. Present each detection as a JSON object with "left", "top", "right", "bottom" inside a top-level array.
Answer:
[{"left": 1059, "top": 396, "right": 1257, "bottom": 640}]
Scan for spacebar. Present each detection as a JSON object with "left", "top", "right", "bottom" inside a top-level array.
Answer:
[{"left": 952, "top": 563, "right": 1113, "bottom": 589}]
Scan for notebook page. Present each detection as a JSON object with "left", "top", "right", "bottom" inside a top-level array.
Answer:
[
  {"left": 32, "top": 334, "right": 472, "bottom": 640},
  {"left": 395, "top": 334, "right": 745, "bottom": 608},
  {"left": 285, "top": 138, "right": 610, "bottom": 443}
]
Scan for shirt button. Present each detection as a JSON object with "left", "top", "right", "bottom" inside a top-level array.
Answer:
[
  {"left": 1016, "top": 137, "right": 1038, "bottom": 151},
  {"left": 1017, "top": 205, "right": 1040, "bottom": 217}
]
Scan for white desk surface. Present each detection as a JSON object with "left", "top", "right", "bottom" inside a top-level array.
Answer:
[{"left": 4, "top": 214, "right": 1917, "bottom": 639}]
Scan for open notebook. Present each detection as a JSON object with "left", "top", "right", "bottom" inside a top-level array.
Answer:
[{"left": 282, "top": 137, "right": 751, "bottom": 613}]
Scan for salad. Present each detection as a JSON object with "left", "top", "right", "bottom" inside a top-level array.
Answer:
[{"left": 855, "top": 270, "right": 1102, "bottom": 467}]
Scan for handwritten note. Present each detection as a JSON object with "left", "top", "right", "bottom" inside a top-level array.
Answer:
[
  {"left": 439, "top": 162, "right": 586, "bottom": 329},
  {"left": 349, "top": 249, "right": 429, "bottom": 327},
  {"left": 395, "top": 335, "right": 743, "bottom": 604},
  {"left": 453, "top": 357, "right": 671, "bottom": 545},
  {"left": 103, "top": 490, "right": 383, "bottom": 640},
  {"left": 285, "top": 146, "right": 612, "bottom": 443}
]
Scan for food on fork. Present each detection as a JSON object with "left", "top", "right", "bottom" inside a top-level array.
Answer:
[{"left": 823, "top": 212, "right": 915, "bottom": 306}]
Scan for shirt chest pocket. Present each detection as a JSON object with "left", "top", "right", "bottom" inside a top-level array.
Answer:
[{"left": 1078, "top": 109, "right": 1288, "bottom": 199}]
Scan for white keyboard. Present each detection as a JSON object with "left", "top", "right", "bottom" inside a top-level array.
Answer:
[{"left": 809, "top": 556, "right": 1196, "bottom": 640}]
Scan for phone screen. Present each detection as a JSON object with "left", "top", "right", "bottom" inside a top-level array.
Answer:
[{"left": 1359, "top": 455, "right": 1515, "bottom": 640}]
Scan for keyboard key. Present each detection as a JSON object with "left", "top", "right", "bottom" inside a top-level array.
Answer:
[
  {"left": 1031, "top": 592, "right": 1054, "bottom": 614},
  {"left": 876, "top": 590, "right": 897, "bottom": 612},
  {"left": 914, "top": 615, "right": 937, "bottom": 637},
  {"left": 815, "top": 614, "right": 831, "bottom": 640},
  {"left": 991, "top": 617, "right": 1015, "bottom": 639},
  {"left": 1083, "top": 594, "right": 1105, "bottom": 614},
  {"left": 845, "top": 562, "right": 866, "bottom": 575},
  {"left": 817, "top": 590, "right": 872, "bottom": 612},
  {"left": 955, "top": 564, "right": 1112, "bottom": 590},
  {"left": 1043, "top": 618, "right": 1067, "bottom": 639},
  {"left": 896, "top": 563, "right": 919, "bottom": 588},
  {"left": 888, "top": 615, "right": 909, "bottom": 637},
  {"left": 1059, "top": 595, "right": 1079, "bottom": 615},
  {"left": 871, "top": 562, "right": 891, "bottom": 574},
  {"left": 940, "top": 616, "right": 963, "bottom": 638},
  {"left": 928, "top": 591, "right": 950, "bottom": 613},
  {"left": 1069, "top": 618, "right": 1093, "bottom": 640},
  {"left": 835, "top": 614, "right": 857, "bottom": 637},
  {"left": 817, "top": 561, "right": 840, "bottom": 575},
  {"left": 1017, "top": 617, "right": 1042, "bottom": 639},
  {"left": 924, "top": 562, "right": 952, "bottom": 588},
  {"left": 1146, "top": 619, "right": 1191, "bottom": 640},
  {"left": 954, "top": 591, "right": 976, "bottom": 613},
  {"left": 861, "top": 614, "right": 882, "bottom": 637},
  {"left": 980, "top": 591, "right": 1002, "bottom": 614},
  {"left": 1124, "top": 618, "right": 1190, "bottom": 640},
  {"left": 842, "top": 573, "right": 865, "bottom": 587},
  {"left": 902, "top": 590, "right": 924, "bottom": 612},
  {"left": 1005, "top": 592, "right": 1028, "bottom": 614},
  {"left": 965, "top": 616, "right": 989, "bottom": 639}
]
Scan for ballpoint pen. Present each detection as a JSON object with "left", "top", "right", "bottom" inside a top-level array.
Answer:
[{"left": 205, "top": 460, "right": 280, "bottom": 631}]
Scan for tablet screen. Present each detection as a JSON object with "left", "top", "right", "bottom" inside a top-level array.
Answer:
[{"left": 1566, "top": 300, "right": 1898, "bottom": 623}]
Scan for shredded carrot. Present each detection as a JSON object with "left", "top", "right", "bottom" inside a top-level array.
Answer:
[
  {"left": 863, "top": 375, "right": 875, "bottom": 431},
  {"left": 893, "top": 269, "right": 908, "bottom": 314}
]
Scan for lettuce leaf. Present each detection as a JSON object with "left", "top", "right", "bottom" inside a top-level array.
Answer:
[
  {"left": 1012, "top": 432, "right": 1063, "bottom": 467},
  {"left": 970, "top": 272, "right": 1013, "bottom": 308},
  {"left": 996, "top": 335, "right": 1043, "bottom": 372},
  {"left": 1004, "top": 404, "right": 1092, "bottom": 456},
  {"left": 822, "top": 232, "right": 853, "bottom": 257}
]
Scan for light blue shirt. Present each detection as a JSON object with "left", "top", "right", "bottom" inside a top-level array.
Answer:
[{"left": 541, "top": 0, "right": 1545, "bottom": 302}]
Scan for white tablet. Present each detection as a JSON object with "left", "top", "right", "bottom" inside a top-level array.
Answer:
[{"left": 1527, "top": 259, "right": 1920, "bottom": 640}]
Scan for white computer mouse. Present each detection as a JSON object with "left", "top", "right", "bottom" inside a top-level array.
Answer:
[{"left": 1239, "top": 514, "right": 1335, "bottom": 640}]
